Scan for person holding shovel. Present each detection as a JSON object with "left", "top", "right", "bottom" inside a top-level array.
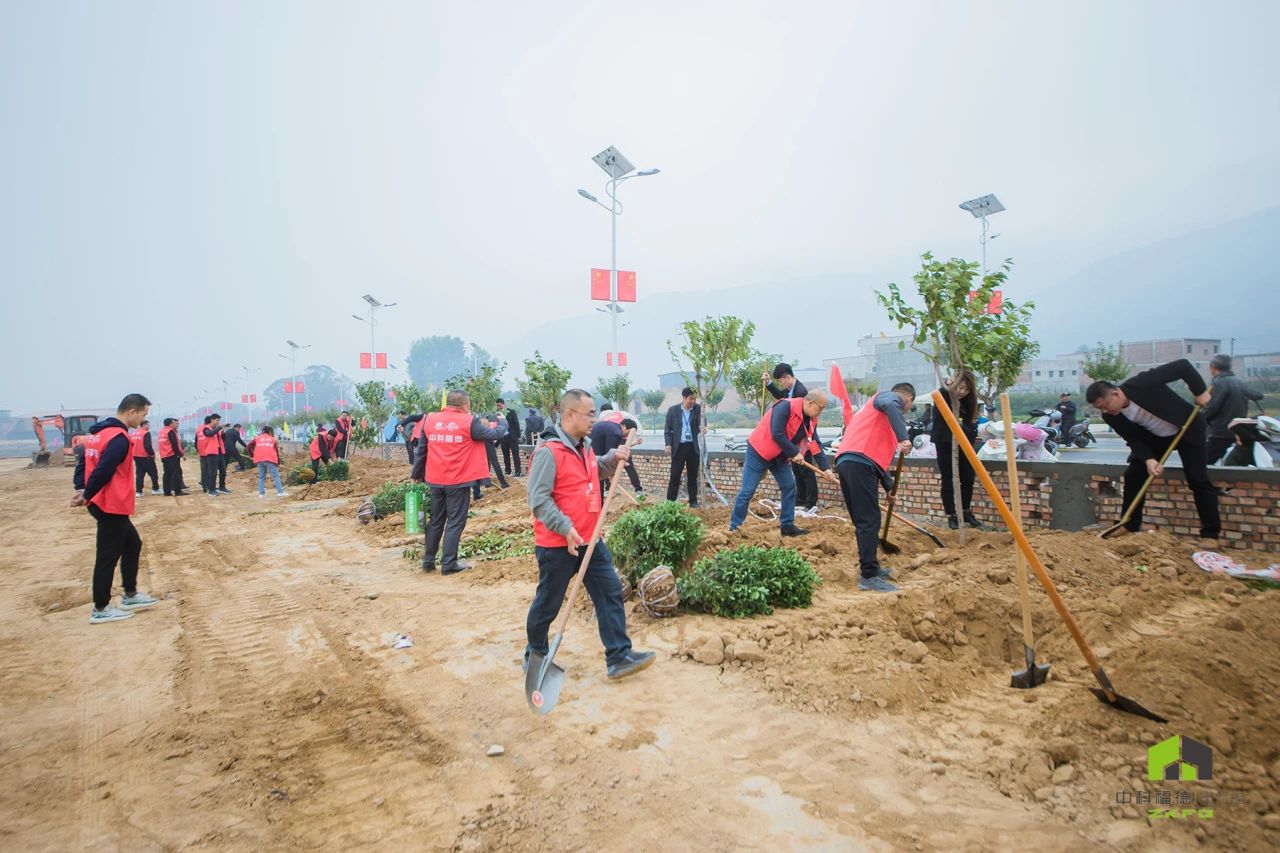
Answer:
[
  {"left": 524, "top": 389, "right": 655, "bottom": 681},
  {"left": 832, "top": 383, "right": 916, "bottom": 592},
  {"left": 1085, "top": 359, "right": 1219, "bottom": 541}
]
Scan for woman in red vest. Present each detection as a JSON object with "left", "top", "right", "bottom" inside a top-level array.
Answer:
[
  {"left": 728, "top": 390, "right": 833, "bottom": 536},
  {"left": 251, "top": 425, "right": 289, "bottom": 497},
  {"left": 70, "top": 394, "right": 161, "bottom": 624},
  {"left": 524, "top": 388, "right": 654, "bottom": 680},
  {"left": 308, "top": 424, "right": 332, "bottom": 476},
  {"left": 833, "top": 383, "right": 916, "bottom": 593},
  {"left": 157, "top": 418, "right": 187, "bottom": 496}
]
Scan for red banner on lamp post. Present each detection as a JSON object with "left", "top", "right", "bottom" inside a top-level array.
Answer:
[
  {"left": 296, "top": 381, "right": 304, "bottom": 393},
  {"left": 250, "top": 394, "right": 257, "bottom": 403},
  {"left": 606, "top": 352, "right": 613, "bottom": 366},
  {"left": 618, "top": 352, "right": 627, "bottom": 367},
  {"left": 968, "top": 289, "right": 1004, "bottom": 314},
  {"left": 375, "top": 353, "right": 387, "bottom": 369},
  {"left": 616, "top": 271, "right": 636, "bottom": 302},
  {"left": 360, "top": 352, "right": 372, "bottom": 369},
  {"left": 284, "top": 381, "right": 293, "bottom": 393},
  {"left": 241, "top": 394, "right": 248, "bottom": 403},
  {"left": 591, "top": 268, "right": 610, "bottom": 300}
]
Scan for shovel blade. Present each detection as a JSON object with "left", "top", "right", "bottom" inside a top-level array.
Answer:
[
  {"left": 524, "top": 653, "right": 566, "bottom": 716},
  {"left": 879, "top": 537, "right": 900, "bottom": 555},
  {"left": 1010, "top": 663, "right": 1051, "bottom": 689},
  {"left": 1089, "top": 687, "right": 1168, "bottom": 723}
]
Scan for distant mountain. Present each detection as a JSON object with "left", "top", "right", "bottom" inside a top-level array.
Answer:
[
  {"left": 1028, "top": 205, "right": 1278, "bottom": 356},
  {"left": 492, "top": 205, "right": 1280, "bottom": 390}
]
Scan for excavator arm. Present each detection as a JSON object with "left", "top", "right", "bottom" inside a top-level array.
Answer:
[{"left": 31, "top": 416, "right": 66, "bottom": 466}]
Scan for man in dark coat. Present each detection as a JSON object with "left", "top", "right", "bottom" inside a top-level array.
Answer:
[
  {"left": 1203, "top": 354, "right": 1262, "bottom": 464},
  {"left": 1086, "top": 359, "right": 1218, "bottom": 540}
]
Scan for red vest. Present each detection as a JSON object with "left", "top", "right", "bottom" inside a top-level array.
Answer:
[
  {"left": 158, "top": 425, "right": 179, "bottom": 459},
  {"left": 337, "top": 415, "right": 352, "bottom": 435},
  {"left": 836, "top": 400, "right": 899, "bottom": 471},
  {"left": 423, "top": 409, "right": 489, "bottom": 485},
  {"left": 84, "top": 427, "right": 135, "bottom": 515},
  {"left": 747, "top": 398, "right": 811, "bottom": 462},
  {"left": 532, "top": 439, "right": 602, "bottom": 548},
  {"left": 195, "top": 427, "right": 210, "bottom": 456},
  {"left": 213, "top": 428, "right": 225, "bottom": 454},
  {"left": 253, "top": 435, "right": 280, "bottom": 464},
  {"left": 129, "top": 428, "right": 151, "bottom": 458},
  {"left": 309, "top": 433, "right": 326, "bottom": 460}
]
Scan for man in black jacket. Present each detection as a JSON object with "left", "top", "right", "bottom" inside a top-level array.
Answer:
[
  {"left": 1085, "top": 358, "right": 1218, "bottom": 540},
  {"left": 763, "top": 363, "right": 821, "bottom": 513},
  {"left": 224, "top": 423, "right": 251, "bottom": 471},
  {"left": 664, "top": 387, "right": 706, "bottom": 507},
  {"left": 1204, "top": 354, "right": 1261, "bottom": 464},
  {"left": 497, "top": 399, "right": 523, "bottom": 477},
  {"left": 524, "top": 408, "right": 545, "bottom": 445},
  {"left": 1053, "top": 393, "right": 1077, "bottom": 443},
  {"left": 396, "top": 411, "right": 424, "bottom": 464}
]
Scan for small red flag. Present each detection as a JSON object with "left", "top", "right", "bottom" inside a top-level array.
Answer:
[
  {"left": 591, "top": 268, "right": 610, "bottom": 301},
  {"left": 296, "top": 381, "right": 304, "bottom": 393},
  {"left": 828, "top": 364, "right": 853, "bottom": 425},
  {"left": 616, "top": 271, "right": 636, "bottom": 302},
  {"left": 606, "top": 352, "right": 613, "bottom": 366},
  {"left": 376, "top": 353, "right": 387, "bottom": 369},
  {"left": 284, "top": 381, "right": 293, "bottom": 393},
  {"left": 241, "top": 394, "right": 248, "bottom": 403},
  {"left": 618, "top": 352, "right": 628, "bottom": 367},
  {"left": 250, "top": 394, "right": 257, "bottom": 403},
  {"left": 360, "top": 352, "right": 372, "bottom": 369}
]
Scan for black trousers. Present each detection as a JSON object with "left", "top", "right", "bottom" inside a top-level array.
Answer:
[
  {"left": 310, "top": 458, "right": 324, "bottom": 475},
  {"left": 526, "top": 543, "right": 631, "bottom": 666},
  {"left": 423, "top": 485, "right": 472, "bottom": 571},
  {"left": 227, "top": 448, "right": 250, "bottom": 470},
  {"left": 935, "top": 442, "right": 975, "bottom": 518},
  {"left": 1123, "top": 426, "right": 1220, "bottom": 538},
  {"left": 134, "top": 457, "right": 158, "bottom": 492},
  {"left": 87, "top": 504, "right": 141, "bottom": 610},
  {"left": 199, "top": 455, "right": 217, "bottom": 492},
  {"left": 485, "top": 442, "right": 508, "bottom": 487},
  {"left": 793, "top": 461, "right": 818, "bottom": 509},
  {"left": 216, "top": 454, "right": 227, "bottom": 489},
  {"left": 836, "top": 458, "right": 882, "bottom": 578},
  {"left": 1206, "top": 436, "right": 1233, "bottom": 466},
  {"left": 334, "top": 435, "right": 348, "bottom": 459},
  {"left": 404, "top": 438, "right": 416, "bottom": 465},
  {"left": 501, "top": 435, "right": 523, "bottom": 476},
  {"left": 666, "top": 442, "right": 700, "bottom": 503},
  {"left": 161, "top": 456, "right": 183, "bottom": 495}
]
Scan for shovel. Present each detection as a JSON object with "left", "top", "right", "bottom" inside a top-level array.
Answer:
[
  {"left": 797, "top": 456, "right": 946, "bottom": 549},
  {"left": 933, "top": 391, "right": 1166, "bottom": 722},
  {"left": 525, "top": 432, "right": 636, "bottom": 716},
  {"left": 878, "top": 452, "right": 907, "bottom": 554},
  {"left": 1099, "top": 405, "right": 1201, "bottom": 539},
  {"left": 1001, "top": 394, "right": 1049, "bottom": 689}
]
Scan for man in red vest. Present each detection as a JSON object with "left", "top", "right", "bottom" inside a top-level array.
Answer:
[
  {"left": 524, "top": 389, "right": 655, "bottom": 680},
  {"left": 411, "top": 390, "right": 507, "bottom": 575},
  {"left": 250, "top": 425, "right": 289, "bottom": 497},
  {"left": 729, "top": 390, "right": 834, "bottom": 536},
  {"left": 130, "top": 419, "right": 160, "bottom": 497},
  {"left": 833, "top": 383, "right": 916, "bottom": 592},
  {"left": 196, "top": 414, "right": 217, "bottom": 496},
  {"left": 158, "top": 417, "right": 187, "bottom": 496},
  {"left": 201, "top": 414, "right": 229, "bottom": 496},
  {"left": 70, "top": 394, "right": 161, "bottom": 624},
  {"left": 334, "top": 411, "right": 353, "bottom": 460}
]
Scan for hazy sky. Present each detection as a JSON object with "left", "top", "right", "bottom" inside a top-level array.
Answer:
[{"left": 3, "top": 1, "right": 1278, "bottom": 414}]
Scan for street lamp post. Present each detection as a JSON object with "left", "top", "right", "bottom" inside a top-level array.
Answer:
[
  {"left": 282, "top": 340, "right": 311, "bottom": 417},
  {"left": 352, "top": 295, "right": 397, "bottom": 386},
  {"left": 578, "top": 146, "right": 659, "bottom": 372},
  {"left": 959, "top": 193, "right": 1005, "bottom": 276}
]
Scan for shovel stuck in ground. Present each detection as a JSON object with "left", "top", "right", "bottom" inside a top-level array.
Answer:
[
  {"left": 1001, "top": 394, "right": 1050, "bottom": 689},
  {"left": 878, "top": 452, "right": 907, "bottom": 555},
  {"left": 933, "top": 391, "right": 1166, "bottom": 722},
  {"left": 1099, "top": 405, "right": 1200, "bottom": 539},
  {"left": 524, "top": 432, "right": 636, "bottom": 716}
]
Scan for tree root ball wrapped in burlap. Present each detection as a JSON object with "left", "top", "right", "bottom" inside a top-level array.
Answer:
[{"left": 638, "top": 566, "right": 678, "bottom": 617}]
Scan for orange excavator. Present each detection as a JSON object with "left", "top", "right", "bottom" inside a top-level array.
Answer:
[{"left": 32, "top": 414, "right": 102, "bottom": 466}]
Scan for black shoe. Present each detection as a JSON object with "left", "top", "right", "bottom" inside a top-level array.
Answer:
[
  {"left": 174, "top": 491, "right": 189, "bottom": 497},
  {"left": 421, "top": 562, "right": 437, "bottom": 573},
  {"left": 780, "top": 525, "right": 808, "bottom": 537},
  {"left": 948, "top": 516, "right": 959, "bottom": 530},
  {"left": 441, "top": 561, "right": 473, "bottom": 576},
  {"left": 607, "top": 650, "right": 656, "bottom": 680},
  {"left": 963, "top": 513, "right": 989, "bottom": 531},
  {"left": 688, "top": 501, "right": 701, "bottom": 509}
]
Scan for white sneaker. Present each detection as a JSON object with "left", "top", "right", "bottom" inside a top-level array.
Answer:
[
  {"left": 119, "top": 592, "right": 159, "bottom": 610},
  {"left": 276, "top": 491, "right": 289, "bottom": 497},
  {"left": 90, "top": 606, "right": 134, "bottom": 624},
  {"left": 258, "top": 493, "right": 267, "bottom": 498},
  {"left": 135, "top": 491, "right": 144, "bottom": 498},
  {"left": 151, "top": 489, "right": 162, "bottom": 496}
]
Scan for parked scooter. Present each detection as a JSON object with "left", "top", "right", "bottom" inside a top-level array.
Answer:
[
  {"left": 1220, "top": 413, "right": 1280, "bottom": 468},
  {"left": 1025, "top": 409, "right": 1061, "bottom": 456},
  {"left": 1062, "top": 418, "right": 1097, "bottom": 449}
]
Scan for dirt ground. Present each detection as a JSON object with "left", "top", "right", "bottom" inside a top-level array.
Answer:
[{"left": 2, "top": 455, "right": 1278, "bottom": 851}]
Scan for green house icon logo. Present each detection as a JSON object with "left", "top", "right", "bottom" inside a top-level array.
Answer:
[{"left": 1148, "top": 735, "right": 1213, "bottom": 781}]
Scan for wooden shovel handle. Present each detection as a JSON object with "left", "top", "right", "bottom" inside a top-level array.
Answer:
[
  {"left": 1108, "top": 405, "right": 1201, "bottom": 532},
  {"left": 548, "top": 431, "right": 637, "bottom": 641},
  {"left": 1000, "top": 393, "right": 1036, "bottom": 650},
  {"left": 932, "top": 391, "right": 1115, "bottom": 699},
  {"left": 880, "top": 452, "right": 906, "bottom": 540}
]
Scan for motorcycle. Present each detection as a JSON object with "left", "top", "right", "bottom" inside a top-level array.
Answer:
[
  {"left": 1062, "top": 418, "right": 1097, "bottom": 449},
  {"left": 1025, "top": 409, "right": 1061, "bottom": 456},
  {"left": 1221, "top": 413, "right": 1280, "bottom": 468}
]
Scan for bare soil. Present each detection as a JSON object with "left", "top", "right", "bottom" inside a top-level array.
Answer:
[{"left": 2, "top": 457, "right": 1278, "bottom": 851}]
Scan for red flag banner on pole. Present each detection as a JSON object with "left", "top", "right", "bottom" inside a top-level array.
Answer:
[
  {"left": 968, "top": 289, "right": 1004, "bottom": 314},
  {"left": 375, "top": 353, "right": 387, "bottom": 369},
  {"left": 606, "top": 352, "right": 613, "bottom": 366},
  {"left": 616, "top": 271, "right": 636, "bottom": 302},
  {"left": 828, "top": 364, "right": 854, "bottom": 425},
  {"left": 590, "top": 268, "right": 610, "bottom": 301},
  {"left": 250, "top": 394, "right": 257, "bottom": 403},
  {"left": 360, "top": 352, "right": 372, "bottom": 369},
  {"left": 618, "top": 352, "right": 628, "bottom": 367},
  {"left": 241, "top": 394, "right": 248, "bottom": 403},
  {"left": 296, "top": 381, "right": 304, "bottom": 393},
  {"left": 284, "top": 381, "right": 293, "bottom": 393}
]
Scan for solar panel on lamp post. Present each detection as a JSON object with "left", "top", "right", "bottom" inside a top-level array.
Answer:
[
  {"left": 579, "top": 146, "right": 660, "bottom": 373},
  {"left": 959, "top": 194, "right": 1005, "bottom": 276}
]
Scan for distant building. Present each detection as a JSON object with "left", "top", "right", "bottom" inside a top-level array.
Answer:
[
  {"left": 824, "top": 333, "right": 936, "bottom": 399},
  {"left": 1011, "top": 353, "right": 1087, "bottom": 394},
  {"left": 1122, "top": 338, "right": 1222, "bottom": 382},
  {"left": 1235, "top": 351, "right": 1280, "bottom": 381}
]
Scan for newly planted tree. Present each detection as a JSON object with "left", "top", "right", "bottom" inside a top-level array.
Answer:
[
  {"left": 731, "top": 349, "right": 786, "bottom": 415},
  {"left": 596, "top": 373, "right": 634, "bottom": 412},
  {"left": 515, "top": 352, "right": 572, "bottom": 417},
  {"left": 1083, "top": 342, "right": 1131, "bottom": 383},
  {"left": 667, "top": 315, "right": 756, "bottom": 405}
]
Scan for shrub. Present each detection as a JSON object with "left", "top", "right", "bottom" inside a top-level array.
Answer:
[
  {"left": 318, "top": 460, "right": 350, "bottom": 481},
  {"left": 286, "top": 465, "right": 315, "bottom": 485},
  {"left": 606, "top": 501, "right": 704, "bottom": 585},
  {"left": 458, "top": 529, "right": 534, "bottom": 562},
  {"left": 677, "top": 545, "right": 821, "bottom": 618},
  {"left": 372, "top": 480, "right": 430, "bottom": 517}
]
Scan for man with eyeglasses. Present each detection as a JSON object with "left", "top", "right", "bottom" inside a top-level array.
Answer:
[{"left": 524, "top": 389, "right": 656, "bottom": 681}]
